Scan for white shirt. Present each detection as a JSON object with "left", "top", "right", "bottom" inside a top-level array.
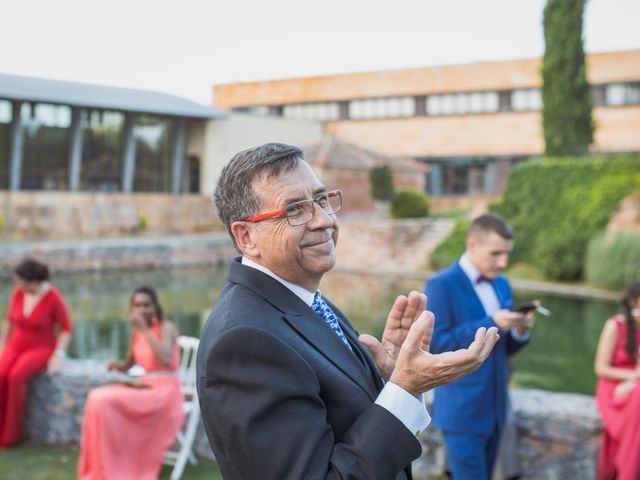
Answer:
[
  {"left": 458, "top": 253, "right": 529, "bottom": 341},
  {"left": 241, "top": 256, "right": 431, "bottom": 437}
]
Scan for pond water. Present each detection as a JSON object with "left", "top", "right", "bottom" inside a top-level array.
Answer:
[{"left": 0, "top": 266, "right": 618, "bottom": 395}]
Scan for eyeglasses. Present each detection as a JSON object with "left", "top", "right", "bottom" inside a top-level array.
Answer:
[{"left": 244, "top": 189, "right": 342, "bottom": 227}]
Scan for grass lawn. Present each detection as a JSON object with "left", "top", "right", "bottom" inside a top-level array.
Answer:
[{"left": 0, "top": 443, "right": 223, "bottom": 480}]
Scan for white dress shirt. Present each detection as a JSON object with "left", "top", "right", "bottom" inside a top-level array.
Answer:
[
  {"left": 241, "top": 256, "right": 431, "bottom": 437},
  {"left": 458, "top": 254, "right": 529, "bottom": 341}
]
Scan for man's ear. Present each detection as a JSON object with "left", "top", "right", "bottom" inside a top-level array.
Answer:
[
  {"left": 466, "top": 235, "right": 475, "bottom": 252},
  {"left": 231, "top": 221, "right": 260, "bottom": 258}
]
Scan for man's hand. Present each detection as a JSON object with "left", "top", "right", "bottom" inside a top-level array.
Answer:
[
  {"left": 389, "top": 311, "right": 499, "bottom": 397},
  {"left": 492, "top": 310, "right": 525, "bottom": 333},
  {"left": 359, "top": 291, "right": 427, "bottom": 381}
]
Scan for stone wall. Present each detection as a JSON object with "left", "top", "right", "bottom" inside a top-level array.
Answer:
[
  {"left": 0, "top": 232, "right": 236, "bottom": 277},
  {"left": 335, "top": 218, "right": 455, "bottom": 273},
  {"left": 26, "top": 361, "right": 601, "bottom": 479},
  {"left": 0, "top": 191, "right": 223, "bottom": 240}
]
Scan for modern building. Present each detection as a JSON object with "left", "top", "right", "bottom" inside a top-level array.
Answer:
[
  {"left": 0, "top": 74, "right": 322, "bottom": 238},
  {"left": 212, "top": 49, "right": 640, "bottom": 198},
  {"left": 0, "top": 73, "right": 225, "bottom": 194}
]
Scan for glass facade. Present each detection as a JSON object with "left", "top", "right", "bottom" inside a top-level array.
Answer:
[
  {"left": 132, "top": 114, "right": 173, "bottom": 192},
  {"left": 20, "top": 103, "right": 71, "bottom": 190},
  {"left": 0, "top": 100, "right": 11, "bottom": 189},
  {"left": 81, "top": 110, "right": 124, "bottom": 192},
  {"left": 0, "top": 100, "right": 195, "bottom": 194}
]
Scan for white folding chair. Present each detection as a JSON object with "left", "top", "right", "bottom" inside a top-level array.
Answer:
[{"left": 163, "top": 335, "right": 201, "bottom": 480}]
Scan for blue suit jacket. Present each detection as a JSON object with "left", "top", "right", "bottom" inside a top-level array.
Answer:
[{"left": 424, "top": 260, "right": 527, "bottom": 435}]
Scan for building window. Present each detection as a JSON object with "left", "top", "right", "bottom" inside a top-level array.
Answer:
[
  {"left": 348, "top": 97, "right": 415, "bottom": 120},
  {"left": 133, "top": 114, "right": 173, "bottom": 192},
  {"left": 282, "top": 102, "right": 340, "bottom": 122},
  {"left": 605, "top": 82, "right": 640, "bottom": 106},
  {"left": 0, "top": 100, "right": 11, "bottom": 189},
  {"left": 426, "top": 92, "right": 499, "bottom": 116},
  {"left": 511, "top": 89, "right": 543, "bottom": 111},
  {"left": 442, "top": 164, "right": 469, "bottom": 195},
  {"left": 20, "top": 103, "right": 71, "bottom": 190},
  {"left": 81, "top": 110, "right": 124, "bottom": 192}
]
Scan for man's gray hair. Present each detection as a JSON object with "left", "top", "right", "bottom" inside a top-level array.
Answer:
[{"left": 214, "top": 143, "right": 303, "bottom": 249}]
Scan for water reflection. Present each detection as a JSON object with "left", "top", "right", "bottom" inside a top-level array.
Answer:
[{"left": 0, "top": 266, "right": 618, "bottom": 394}]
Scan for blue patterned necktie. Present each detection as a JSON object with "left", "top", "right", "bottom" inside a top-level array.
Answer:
[{"left": 312, "top": 292, "right": 353, "bottom": 352}]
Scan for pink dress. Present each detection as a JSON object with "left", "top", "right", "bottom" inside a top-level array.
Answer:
[
  {"left": 77, "top": 322, "right": 184, "bottom": 480},
  {"left": 595, "top": 315, "right": 640, "bottom": 480}
]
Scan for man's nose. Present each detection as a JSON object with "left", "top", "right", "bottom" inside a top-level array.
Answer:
[{"left": 307, "top": 203, "right": 336, "bottom": 229}]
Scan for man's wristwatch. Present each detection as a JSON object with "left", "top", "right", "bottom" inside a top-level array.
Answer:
[{"left": 54, "top": 349, "right": 67, "bottom": 359}]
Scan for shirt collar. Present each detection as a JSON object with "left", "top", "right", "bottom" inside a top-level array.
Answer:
[
  {"left": 241, "top": 256, "right": 316, "bottom": 306},
  {"left": 459, "top": 253, "right": 482, "bottom": 285}
]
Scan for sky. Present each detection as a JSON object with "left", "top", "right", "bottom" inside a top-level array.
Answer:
[{"left": 1, "top": 0, "right": 639, "bottom": 105}]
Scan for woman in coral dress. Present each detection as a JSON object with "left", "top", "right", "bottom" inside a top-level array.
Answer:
[
  {"left": 595, "top": 280, "right": 640, "bottom": 480},
  {"left": 78, "top": 286, "right": 184, "bottom": 480},
  {"left": 0, "top": 258, "right": 72, "bottom": 447}
]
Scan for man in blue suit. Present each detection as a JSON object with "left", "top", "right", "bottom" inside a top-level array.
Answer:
[{"left": 425, "top": 213, "right": 533, "bottom": 480}]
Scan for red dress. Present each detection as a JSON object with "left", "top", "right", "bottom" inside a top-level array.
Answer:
[
  {"left": 595, "top": 315, "right": 640, "bottom": 480},
  {"left": 77, "top": 321, "right": 184, "bottom": 480},
  {"left": 0, "top": 286, "right": 73, "bottom": 446}
]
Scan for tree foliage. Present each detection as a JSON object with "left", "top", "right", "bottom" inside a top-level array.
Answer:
[
  {"left": 542, "top": 0, "right": 594, "bottom": 156},
  {"left": 368, "top": 164, "right": 394, "bottom": 201}
]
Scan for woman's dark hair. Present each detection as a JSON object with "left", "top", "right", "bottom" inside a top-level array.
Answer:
[
  {"left": 621, "top": 280, "right": 640, "bottom": 361},
  {"left": 14, "top": 258, "right": 50, "bottom": 282},
  {"left": 130, "top": 286, "right": 164, "bottom": 322}
]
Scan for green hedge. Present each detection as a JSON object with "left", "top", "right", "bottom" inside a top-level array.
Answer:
[
  {"left": 585, "top": 231, "right": 640, "bottom": 290},
  {"left": 429, "top": 219, "right": 469, "bottom": 270},
  {"left": 390, "top": 189, "right": 430, "bottom": 219},
  {"left": 492, "top": 156, "right": 640, "bottom": 280}
]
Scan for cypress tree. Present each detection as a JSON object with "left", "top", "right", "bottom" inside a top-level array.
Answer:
[
  {"left": 368, "top": 164, "right": 394, "bottom": 201},
  {"left": 541, "top": 0, "right": 594, "bottom": 156}
]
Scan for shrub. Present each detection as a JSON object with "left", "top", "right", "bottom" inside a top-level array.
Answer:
[
  {"left": 492, "top": 156, "right": 640, "bottom": 280},
  {"left": 368, "top": 165, "right": 394, "bottom": 201},
  {"left": 429, "top": 219, "right": 469, "bottom": 271},
  {"left": 138, "top": 215, "right": 149, "bottom": 231},
  {"left": 0, "top": 213, "right": 3, "bottom": 232},
  {"left": 585, "top": 232, "right": 640, "bottom": 290},
  {"left": 390, "top": 189, "right": 430, "bottom": 219}
]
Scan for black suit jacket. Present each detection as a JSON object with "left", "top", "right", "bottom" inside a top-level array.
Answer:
[{"left": 196, "top": 258, "right": 421, "bottom": 479}]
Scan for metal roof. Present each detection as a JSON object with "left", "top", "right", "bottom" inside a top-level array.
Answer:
[{"left": 0, "top": 73, "right": 225, "bottom": 119}]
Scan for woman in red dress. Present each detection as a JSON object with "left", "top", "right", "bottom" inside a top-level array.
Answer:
[
  {"left": 595, "top": 280, "right": 640, "bottom": 480},
  {"left": 0, "top": 258, "right": 72, "bottom": 447},
  {"left": 78, "top": 286, "right": 184, "bottom": 480}
]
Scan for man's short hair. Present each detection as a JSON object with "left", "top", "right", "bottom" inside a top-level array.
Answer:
[
  {"left": 468, "top": 213, "right": 514, "bottom": 240},
  {"left": 214, "top": 143, "right": 303, "bottom": 249}
]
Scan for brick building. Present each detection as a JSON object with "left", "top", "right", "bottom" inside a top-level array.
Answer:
[{"left": 212, "top": 49, "right": 640, "bottom": 198}]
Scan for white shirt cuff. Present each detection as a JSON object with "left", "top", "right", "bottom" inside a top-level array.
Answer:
[
  {"left": 510, "top": 326, "right": 530, "bottom": 341},
  {"left": 375, "top": 382, "right": 431, "bottom": 437}
]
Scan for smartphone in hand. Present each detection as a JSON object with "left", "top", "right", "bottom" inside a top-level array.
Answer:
[{"left": 516, "top": 302, "right": 550, "bottom": 316}]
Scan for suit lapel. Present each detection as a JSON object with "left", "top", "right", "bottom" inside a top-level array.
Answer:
[
  {"left": 329, "top": 302, "right": 385, "bottom": 393},
  {"left": 228, "top": 259, "right": 380, "bottom": 401},
  {"left": 453, "top": 262, "right": 486, "bottom": 317}
]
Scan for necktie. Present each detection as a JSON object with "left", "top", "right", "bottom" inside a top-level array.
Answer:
[
  {"left": 476, "top": 274, "right": 492, "bottom": 285},
  {"left": 312, "top": 292, "right": 353, "bottom": 352}
]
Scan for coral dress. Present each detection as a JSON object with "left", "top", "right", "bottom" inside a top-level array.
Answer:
[
  {"left": 78, "top": 322, "right": 185, "bottom": 480},
  {"left": 0, "top": 286, "right": 72, "bottom": 446},
  {"left": 595, "top": 315, "right": 640, "bottom": 480}
]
